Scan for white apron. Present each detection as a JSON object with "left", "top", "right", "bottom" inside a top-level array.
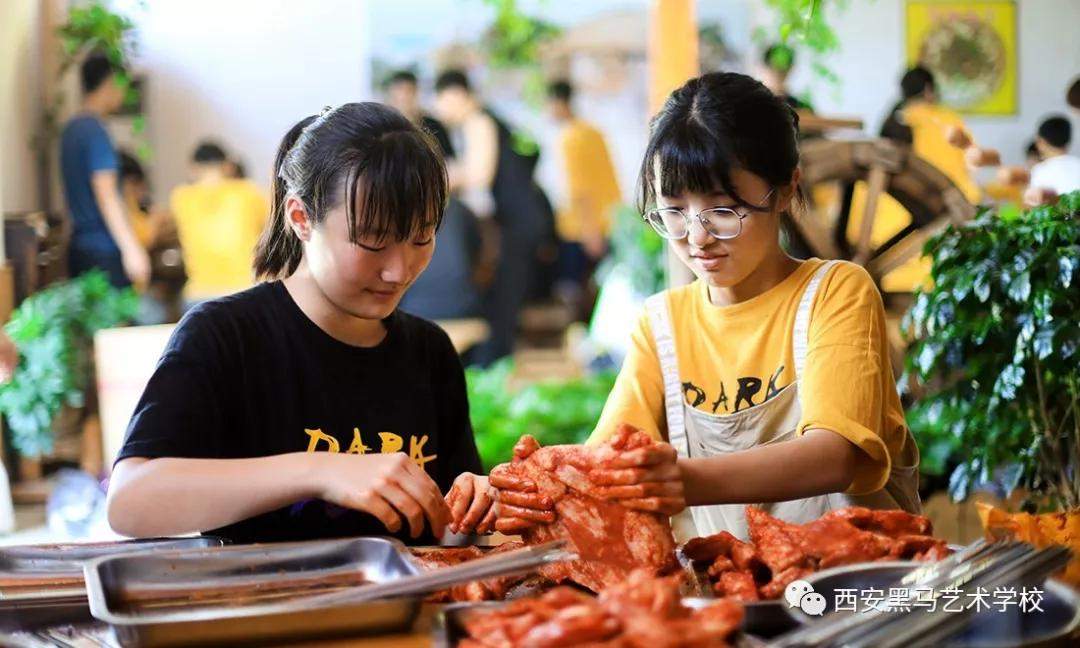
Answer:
[{"left": 647, "top": 261, "right": 922, "bottom": 542}]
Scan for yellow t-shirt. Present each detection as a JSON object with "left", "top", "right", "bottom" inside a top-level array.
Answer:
[
  {"left": 589, "top": 259, "right": 911, "bottom": 495},
  {"left": 170, "top": 179, "right": 268, "bottom": 299},
  {"left": 556, "top": 119, "right": 622, "bottom": 242}
]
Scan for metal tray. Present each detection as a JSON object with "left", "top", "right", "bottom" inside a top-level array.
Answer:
[
  {"left": 84, "top": 536, "right": 422, "bottom": 647},
  {"left": 434, "top": 597, "right": 792, "bottom": 647},
  {"left": 0, "top": 537, "right": 225, "bottom": 632},
  {"left": 788, "top": 561, "right": 1080, "bottom": 647}
]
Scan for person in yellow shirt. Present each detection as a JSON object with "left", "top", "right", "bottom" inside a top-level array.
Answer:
[
  {"left": 493, "top": 73, "right": 922, "bottom": 541},
  {"left": 170, "top": 142, "right": 268, "bottom": 302},
  {"left": 546, "top": 80, "right": 622, "bottom": 318}
]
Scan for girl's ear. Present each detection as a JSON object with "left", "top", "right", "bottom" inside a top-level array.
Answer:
[
  {"left": 778, "top": 167, "right": 802, "bottom": 213},
  {"left": 285, "top": 195, "right": 314, "bottom": 242}
]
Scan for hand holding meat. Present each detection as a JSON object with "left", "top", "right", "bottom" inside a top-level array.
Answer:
[
  {"left": 489, "top": 451, "right": 557, "bottom": 535},
  {"left": 446, "top": 473, "right": 498, "bottom": 535},
  {"left": 590, "top": 429, "right": 686, "bottom": 515},
  {"left": 315, "top": 452, "right": 449, "bottom": 538}
]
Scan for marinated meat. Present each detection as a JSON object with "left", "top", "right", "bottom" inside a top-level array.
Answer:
[
  {"left": 460, "top": 570, "right": 744, "bottom": 648},
  {"left": 411, "top": 542, "right": 537, "bottom": 602},
  {"left": 489, "top": 425, "right": 679, "bottom": 592},
  {"left": 684, "top": 506, "right": 950, "bottom": 601}
]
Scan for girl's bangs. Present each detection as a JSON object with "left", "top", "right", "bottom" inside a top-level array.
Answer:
[
  {"left": 641, "top": 121, "right": 755, "bottom": 210},
  {"left": 345, "top": 130, "right": 448, "bottom": 244}
]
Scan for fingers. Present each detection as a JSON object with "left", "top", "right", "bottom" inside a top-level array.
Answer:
[
  {"left": 381, "top": 483, "right": 427, "bottom": 538},
  {"left": 497, "top": 489, "right": 553, "bottom": 510},
  {"left": 457, "top": 483, "right": 494, "bottom": 535},
  {"left": 590, "top": 462, "right": 680, "bottom": 486},
  {"left": 496, "top": 503, "right": 556, "bottom": 524},
  {"left": 349, "top": 491, "right": 403, "bottom": 534},
  {"left": 616, "top": 497, "right": 686, "bottom": 515},
  {"left": 594, "top": 481, "right": 684, "bottom": 499},
  {"left": 495, "top": 517, "right": 539, "bottom": 534},
  {"left": 598, "top": 443, "right": 677, "bottom": 469},
  {"left": 489, "top": 472, "right": 537, "bottom": 493},
  {"left": 394, "top": 457, "right": 450, "bottom": 537},
  {"left": 476, "top": 505, "right": 498, "bottom": 535},
  {"left": 446, "top": 475, "right": 474, "bottom": 534}
]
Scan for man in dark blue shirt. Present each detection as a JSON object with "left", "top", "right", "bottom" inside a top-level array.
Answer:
[{"left": 60, "top": 53, "right": 149, "bottom": 288}]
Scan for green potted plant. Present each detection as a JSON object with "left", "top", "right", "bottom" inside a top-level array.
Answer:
[
  {"left": 904, "top": 192, "right": 1079, "bottom": 585},
  {"left": 0, "top": 271, "right": 137, "bottom": 460}
]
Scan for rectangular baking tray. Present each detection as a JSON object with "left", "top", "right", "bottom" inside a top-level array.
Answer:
[
  {"left": 434, "top": 597, "right": 792, "bottom": 647},
  {"left": 84, "top": 537, "right": 422, "bottom": 647},
  {"left": 0, "top": 537, "right": 225, "bottom": 632}
]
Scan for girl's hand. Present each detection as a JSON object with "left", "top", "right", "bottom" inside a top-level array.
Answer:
[
  {"left": 315, "top": 453, "right": 450, "bottom": 538},
  {"left": 446, "top": 473, "right": 497, "bottom": 535},
  {"left": 590, "top": 442, "right": 687, "bottom": 516},
  {"left": 488, "top": 465, "right": 556, "bottom": 535}
]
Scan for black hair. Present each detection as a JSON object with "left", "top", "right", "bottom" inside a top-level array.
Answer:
[
  {"left": 81, "top": 53, "right": 120, "bottom": 94},
  {"left": 230, "top": 159, "right": 248, "bottom": 179},
  {"left": 638, "top": 72, "right": 801, "bottom": 214},
  {"left": 1025, "top": 140, "right": 1041, "bottom": 162},
  {"left": 1037, "top": 115, "right": 1072, "bottom": 149},
  {"left": 192, "top": 141, "right": 228, "bottom": 164},
  {"left": 254, "top": 103, "right": 448, "bottom": 279},
  {"left": 547, "top": 80, "right": 573, "bottom": 103},
  {"left": 901, "top": 66, "right": 935, "bottom": 100},
  {"left": 387, "top": 70, "right": 418, "bottom": 87},
  {"left": 117, "top": 151, "right": 145, "bottom": 184},
  {"left": 763, "top": 44, "right": 795, "bottom": 72},
  {"left": 1068, "top": 76, "right": 1080, "bottom": 111},
  {"left": 435, "top": 69, "right": 471, "bottom": 94}
]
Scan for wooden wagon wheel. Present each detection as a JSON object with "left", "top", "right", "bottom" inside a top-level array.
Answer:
[{"left": 786, "top": 138, "right": 977, "bottom": 374}]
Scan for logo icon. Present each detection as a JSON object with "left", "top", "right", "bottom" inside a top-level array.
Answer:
[{"left": 784, "top": 579, "right": 827, "bottom": 616}]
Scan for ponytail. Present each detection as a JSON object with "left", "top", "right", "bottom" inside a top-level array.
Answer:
[{"left": 254, "top": 115, "right": 316, "bottom": 279}]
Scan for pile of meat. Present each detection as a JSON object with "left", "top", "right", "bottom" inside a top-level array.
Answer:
[
  {"left": 488, "top": 425, "right": 679, "bottom": 593},
  {"left": 410, "top": 543, "right": 542, "bottom": 603},
  {"left": 458, "top": 570, "right": 743, "bottom": 648},
  {"left": 683, "top": 506, "right": 951, "bottom": 601}
]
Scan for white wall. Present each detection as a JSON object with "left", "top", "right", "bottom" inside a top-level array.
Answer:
[
  {"left": 779, "top": 0, "right": 1080, "bottom": 165},
  {"left": 0, "top": 0, "right": 43, "bottom": 213},
  {"left": 126, "top": 0, "right": 372, "bottom": 203}
]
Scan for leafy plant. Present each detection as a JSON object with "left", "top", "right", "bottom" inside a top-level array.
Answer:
[
  {"left": 466, "top": 359, "right": 616, "bottom": 471},
  {"left": 478, "top": 0, "right": 561, "bottom": 106},
  {"left": 754, "top": 0, "right": 851, "bottom": 97},
  {"left": 33, "top": 1, "right": 146, "bottom": 207},
  {"left": 903, "top": 192, "right": 1080, "bottom": 511},
  {"left": 594, "top": 205, "right": 666, "bottom": 297},
  {"left": 0, "top": 271, "right": 138, "bottom": 457}
]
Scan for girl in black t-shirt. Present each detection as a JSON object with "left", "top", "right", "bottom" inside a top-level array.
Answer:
[{"left": 107, "top": 104, "right": 504, "bottom": 544}]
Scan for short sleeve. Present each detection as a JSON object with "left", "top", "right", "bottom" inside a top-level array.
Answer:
[
  {"left": 114, "top": 308, "right": 231, "bottom": 464},
  {"left": 87, "top": 122, "right": 117, "bottom": 173},
  {"left": 588, "top": 307, "right": 666, "bottom": 445},
  {"left": 797, "top": 264, "right": 893, "bottom": 494}
]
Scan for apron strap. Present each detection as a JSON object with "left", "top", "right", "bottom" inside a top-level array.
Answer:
[
  {"left": 792, "top": 260, "right": 839, "bottom": 381},
  {"left": 645, "top": 293, "right": 690, "bottom": 458}
]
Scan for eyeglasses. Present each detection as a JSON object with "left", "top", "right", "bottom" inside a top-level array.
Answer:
[{"left": 642, "top": 190, "right": 775, "bottom": 241}]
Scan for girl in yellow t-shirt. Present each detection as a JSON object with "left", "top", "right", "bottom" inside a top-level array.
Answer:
[{"left": 498, "top": 72, "right": 922, "bottom": 541}]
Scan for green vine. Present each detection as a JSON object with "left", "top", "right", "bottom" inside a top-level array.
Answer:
[
  {"left": 478, "top": 0, "right": 561, "bottom": 106},
  {"left": 754, "top": 0, "right": 851, "bottom": 98},
  {"left": 0, "top": 272, "right": 138, "bottom": 458}
]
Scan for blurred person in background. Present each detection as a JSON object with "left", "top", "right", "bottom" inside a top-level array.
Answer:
[
  {"left": 759, "top": 43, "right": 813, "bottom": 112},
  {"left": 170, "top": 141, "right": 268, "bottom": 303},
  {"left": 546, "top": 79, "right": 621, "bottom": 321},
  {"left": 1025, "top": 115, "right": 1080, "bottom": 206},
  {"left": 118, "top": 151, "right": 170, "bottom": 251},
  {"left": 434, "top": 70, "right": 554, "bottom": 364},
  {"left": 60, "top": 53, "right": 151, "bottom": 289},
  {"left": 385, "top": 69, "right": 455, "bottom": 159},
  {"left": 1068, "top": 77, "right": 1079, "bottom": 113}
]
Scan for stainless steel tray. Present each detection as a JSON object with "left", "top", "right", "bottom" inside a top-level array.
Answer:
[
  {"left": 434, "top": 597, "right": 786, "bottom": 647},
  {"left": 0, "top": 537, "right": 225, "bottom": 632},
  {"left": 84, "top": 537, "right": 422, "bottom": 647},
  {"left": 789, "top": 561, "right": 1080, "bottom": 647}
]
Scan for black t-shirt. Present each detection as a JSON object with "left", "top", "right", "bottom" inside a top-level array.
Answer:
[{"left": 116, "top": 281, "right": 482, "bottom": 545}]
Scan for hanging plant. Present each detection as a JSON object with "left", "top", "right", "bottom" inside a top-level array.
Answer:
[
  {"left": 478, "top": 0, "right": 562, "bottom": 106},
  {"left": 903, "top": 191, "right": 1080, "bottom": 511},
  {"left": 754, "top": 0, "right": 851, "bottom": 99},
  {"left": 0, "top": 272, "right": 138, "bottom": 457}
]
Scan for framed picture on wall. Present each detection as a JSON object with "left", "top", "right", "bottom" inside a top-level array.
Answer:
[{"left": 905, "top": 0, "right": 1018, "bottom": 115}]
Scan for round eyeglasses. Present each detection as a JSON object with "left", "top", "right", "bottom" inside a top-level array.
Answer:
[{"left": 642, "top": 190, "right": 775, "bottom": 241}]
